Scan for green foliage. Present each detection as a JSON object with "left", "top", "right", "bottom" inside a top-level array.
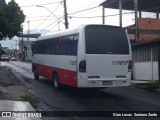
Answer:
[
  {"left": 0, "top": 47, "right": 5, "bottom": 55},
  {"left": 0, "top": 0, "right": 25, "bottom": 40},
  {"left": 21, "top": 95, "right": 36, "bottom": 108},
  {"left": 145, "top": 82, "right": 160, "bottom": 90}
]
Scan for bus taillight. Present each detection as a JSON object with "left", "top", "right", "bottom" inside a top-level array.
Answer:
[
  {"left": 128, "top": 60, "right": 132, "bottom": 72},
  {"left": 79, "top": 60, "right": 86, "bottom": 72}
]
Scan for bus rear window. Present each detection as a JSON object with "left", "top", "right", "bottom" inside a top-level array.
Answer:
[{"left": 85, "top": 26, "right": 129, "bottom": 54}]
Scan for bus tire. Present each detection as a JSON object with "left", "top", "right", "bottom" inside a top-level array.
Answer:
[
  {"left": 53, "top": 73, "right": 61, "bottom": 89},
  {"left": 34, "top": 69, "right": 39, "bottom": 80}
]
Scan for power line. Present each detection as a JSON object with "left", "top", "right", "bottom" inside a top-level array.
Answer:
[
  {"left": 68, "top": 0, "right": 104, "bottom": 13},
  {"left": 74, "top": 7, "right": 102, "bottom": 16},
  {"left": 20, "top": 1, "right": 62, "bottom": 7},
  {"left": 43, "top": 23, "right": 59, "bottom": 35},
  {"left": 69, "top": 5, "right": 100, "bottom": 15},
  {"left": 30, "top": 13, "right": 52, "bottom": 32},
  {"left": 31, "top": 3, "right": 62, "bottom": 33},
  {"left": 27, "top": 18, "right": 55, "bottom": 22},
  {"left": 69, "top": 12, "right": 134, "bottom": 19},
  {"left": 38, "top": 12, "right": 133, "bottom": 34},
  {"left": 26, "top": 15, "right": 62, "bottom": 19},
  {"left": 37, "top": 16, "right": 63, "bottom": 34}
]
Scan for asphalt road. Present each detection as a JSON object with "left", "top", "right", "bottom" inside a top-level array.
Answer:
[{"left": 1, "top": 61, "right": 160, "bottom": 120}]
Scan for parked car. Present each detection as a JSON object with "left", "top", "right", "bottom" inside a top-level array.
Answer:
[
  {"left": 10, "top": 57, "right": 17, "bottom": 61},
  {"left": 0, "top": 55, "right": 10, "bottom": 61}
]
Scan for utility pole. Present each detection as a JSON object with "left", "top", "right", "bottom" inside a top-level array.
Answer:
[
  {"left": 102, "top": 6, "right": 105, "bottom": 24},
  {"left": 64, "top": 0, "right": 69, "bottom": 29},
  {"left": 27, "top": 21, "right": 30, "bottom": 41},
  {"left": 21, "top": 26, "right": 24, "bottom": 53},
  {"left": 119, "top": 0, "right": 122, "bottom": 27},
  {"left": 134, "top": 0, "right": 138, "bottom": 42},
  {"left": 21, "top": 26, "right": 24, "bottom": 61}
]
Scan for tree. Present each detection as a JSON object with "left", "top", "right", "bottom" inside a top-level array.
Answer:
[
  {"left": 0, "top": 47, "right": 5, "bottom": 59},
  {"left": 0, "top": 0, "right": 25, "bottom": 40}
]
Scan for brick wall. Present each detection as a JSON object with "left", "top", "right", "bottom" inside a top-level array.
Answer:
[{"left": 138, "top": 18, "right": 160, "bottom": 30}]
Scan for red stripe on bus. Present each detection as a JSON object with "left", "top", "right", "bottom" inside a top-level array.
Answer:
[{"left": 33, "top": 63, "right": 78, "bottom": 87}]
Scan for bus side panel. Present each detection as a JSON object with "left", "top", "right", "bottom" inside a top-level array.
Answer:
[
  {"left": 33, "top": 63, "right": 78, "bottom": 87},
  {"left": 58, "top": 68, "right": 77, "bottom": 87},
  {"left": 33, "top": 63, "right": 53, "bottom": 80}
]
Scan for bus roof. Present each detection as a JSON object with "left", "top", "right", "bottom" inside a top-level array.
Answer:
[
  {"left": 36, "top": 24, "right": 122, "bottom": 41},
  {"left": 37, "top": 24, "right": 86, "bottom": 41}
]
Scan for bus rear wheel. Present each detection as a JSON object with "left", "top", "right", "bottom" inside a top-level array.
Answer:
[
  {"left": 53, "top": 73, "right": 61, "bottom": 89},
  {"left": 34, "top": 69, "right": 39, "bottom": 80}
]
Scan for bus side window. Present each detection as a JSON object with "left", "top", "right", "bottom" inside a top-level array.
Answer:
[
  {"left": 36, "top": 42, "right": 40, "bottom": 54},
  {"left": 40, "top": 41, "right": 44, "bottom": 54},
  {"left": 51, "top": 38, "right": 56, "bottom": 55},
  {"left": 48, "top": 39, "right": 52, "bottom": 54},
  {"left": 71, "top": 34, "right": 78, "bottom": 55},
  {"left": 56, "top": 37, "right": 62, "bottom": 55},
  {"left": 61, "top": 37, "right": 68, "bottom": 55},
  {"left": 31, "top": 42, "right": 35, "bottom": 55},
  {"left": 43, "top": 40, "right": 49, "bottom": 54},
  {"left": 67, "top": 35, "right": 74, "bottom": 55}
]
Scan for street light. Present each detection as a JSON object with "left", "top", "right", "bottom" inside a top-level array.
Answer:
[{"left": 36, "top": 5, "right": 64, "bottom": 24}]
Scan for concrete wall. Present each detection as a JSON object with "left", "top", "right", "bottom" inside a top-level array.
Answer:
[{"left": 133, "top": 61, "right": 159, "bottom": 81}]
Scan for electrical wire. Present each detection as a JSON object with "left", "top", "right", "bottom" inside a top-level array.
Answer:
[
  {"left": 43, "top": 22, "right": 59, "bottom": 35},
  {"left": 68, "top": 0, "right": 104, "bottom": 13},
  {"left": 30, "top": 2, "right": 62, "bottom": 33},
  {"left": 34, "top": 2, "right": 160, "bottom": 35},
  {"left": 74, "top": 7, "right": 102, "bottom": 16},
  {"left": 37, "top": 16, "right": 63, "bottom": 34},
  {"left": 30, "top": 13, "right": 52, "bottom": 33},
  {"left": 27, "top": 15, "right": 62, "bottom": 19},
  {"left": 20, "top": 1, "right": 62, "bottom": 7},
  {"left": 69, "top": 11, "right": 134, "bottom": 19},
  {"left": 27, "top": 18, "right": 55, "bottom": 22},
  {"left": 69, "top": 5, "right": 100, "bottom": 15}
]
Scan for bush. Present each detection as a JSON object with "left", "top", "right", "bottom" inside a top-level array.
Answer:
[{"left": 145, "top": 82, "right": 160, "bottom": 90}]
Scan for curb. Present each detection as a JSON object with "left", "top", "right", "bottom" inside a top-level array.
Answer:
[{"left": 132, "top": 83, "right": 160, "bottom": 94}]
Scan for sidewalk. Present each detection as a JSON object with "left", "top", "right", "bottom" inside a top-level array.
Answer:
[
  {"left": 131, "top": 79, "right": 160, "bottom": 94},
  {"left": 0, "top": 62, "right": 42, "bottom": 120}
]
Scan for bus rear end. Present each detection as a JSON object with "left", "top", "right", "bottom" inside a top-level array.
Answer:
[{"left": 77, "top": 25, "right": 132, "bottom": 88}]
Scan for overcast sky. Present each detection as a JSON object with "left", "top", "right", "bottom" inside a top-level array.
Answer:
[
  {"left": 1, "top": 0, "right": 155, "bottom": 48},
  {"left": 4, "top": 0, "right": 136, "bottom": 33}
]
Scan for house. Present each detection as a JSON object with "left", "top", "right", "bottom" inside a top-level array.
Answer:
[
  {"left": 19, "top": 41, "right": 33, "bottom": 61},
  {"left": 126, "top": 18, "right": 160, "bottom": 81},
  {"left": 100, "top": 0, "right": 160, "bottom": 81}
]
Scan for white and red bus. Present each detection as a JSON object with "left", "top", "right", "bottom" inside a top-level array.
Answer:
[{"left": 31, "top": 24, "right": 132, "bottom": 88}]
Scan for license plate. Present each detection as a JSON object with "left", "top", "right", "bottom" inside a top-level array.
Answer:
[{"left": 102, "top": 81, "right": 113, "bottom": 85}]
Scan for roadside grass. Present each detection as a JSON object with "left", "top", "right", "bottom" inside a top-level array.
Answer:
[
  {"left": 21, "top": 95, "right": 36, "bottom": 108},
  {"left": 0, "top": 82, "right": 14, "bottom": 87},
  {"left": 145, "top": 82, "right": 160, "bottom": 90}
]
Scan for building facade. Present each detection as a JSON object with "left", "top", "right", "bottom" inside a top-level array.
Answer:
[
  {"left": 19, "top": 41, "right": 33, "bottom": 61},
  {"left": 132, "top": 41, "right": 160, "bottom": 81}
]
